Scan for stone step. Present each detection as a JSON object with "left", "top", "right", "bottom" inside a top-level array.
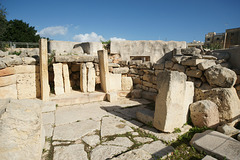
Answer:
[
  {"left": 50, "top": 91, "right": 106, "bottom": 106},
  {"left": 136, "top": 108, "right": 154, "bottom": 125}
]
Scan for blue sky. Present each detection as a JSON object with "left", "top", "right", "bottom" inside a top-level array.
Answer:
[{"left": 2, "top": 0, "right": 240, "bottom": 42}]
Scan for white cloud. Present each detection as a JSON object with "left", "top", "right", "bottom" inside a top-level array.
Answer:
[
  {"left": 73, "top": 32, "right": 104, "bottom": 42},
  {"left": 110, "top": 37, "right": 126, "bottom": 41},
  {"left": 38, "top": 26, "right": 68, "bottom": 37}
]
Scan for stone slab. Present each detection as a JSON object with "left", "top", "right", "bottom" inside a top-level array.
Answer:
[
  {"left": 112, "top": 149, "right": 152, "bottom": 160},
  {"left": 42, "top": 112, "right": 55, "bottom": 125},
  {"left": 82, "top": 135, "right": 100, "bottom": 147},
  {"left": 109, "top": 73, "right": 121, "bottom": 91},
  {"left": 14, "top": 65, "right": 39, "bottom": 74},
  {"left": 103, "top": 137, "right": 133, "bottom": 148},
  {"left": 42, "top": 101, "right": 56, "bottom": 113},
  {"left": 0, "top": 84, "right": 17, "bottom": 99},
  {"left": 53, "top": 63, "right": 64, "bottom": 95},
  {"left": 53, "top": 119, "right": 100, "bottom": 141},
  {"left": 80, "top": 63, "right": 87, "bottom": 92},
  {"left": 0, "top": 74, "right": 16, "bottom": 87},
  {"left": 87, "top": 67, "right": 95, "bottom": 92},
  {"left": 101, "top": 116, "right": 133, "bottom": 137},
  {"left": 55, "top": 55, "right": 95, "bottom": 62},
  {"left": 0, "top": 67, "right": 15, "bottom": 77},
  {"left": 140, "top": 140, "right": 174, "bottom": 158},
  {"left": 62, "top": 64, "right": 72, "bottom": 93},
  {"left": 190, "top": 130, "right": 240, "bottom": 160},
  {"left": 53, "top": 144, "right": 88, "bottom": 160},
  {"left": 136, "top": 108, "right": 154, "bottom": 125},
  {"left": 90, "top": 145, "right": 128, "bottom": 160}
]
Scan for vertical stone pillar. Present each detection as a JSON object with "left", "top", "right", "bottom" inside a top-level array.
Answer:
[
  {"left": 39, "top": 39, "right": 49, "bottom": 101},
  {"left": 98, "top": 50, "right": 109, "bottom": 93},
  {"left": 88, "top": 67, "right": 95, "bottom": 92},
  {"left": 62, "top": 63, "right": 72, "bottom": 93},
  {"left": 80, "top": 63, "right": 87, "bottom": 92},
  {"left": 53, "top": 63, "right": 64, "bottom": 95},
  {"left": 153, "top": 70, "right": 187, "bottom": 132}
]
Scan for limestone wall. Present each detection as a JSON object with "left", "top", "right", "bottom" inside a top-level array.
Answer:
[
  {"left": 48, "top": 40, "right": 80, "bottom": 56},
  {"left": 0, "top": 65, "right": 40, "bottom": 99},
  {"left": 110, "top": 40, "right": 187, "bottom": 63}
]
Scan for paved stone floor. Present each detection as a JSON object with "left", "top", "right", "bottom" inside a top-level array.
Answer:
[{"left": 41, "top": 98, "right": 191, "bottom": 160}]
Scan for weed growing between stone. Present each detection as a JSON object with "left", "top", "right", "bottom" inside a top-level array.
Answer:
[{"left": 162, "top": 127, "right": 210, "bottom": 160}]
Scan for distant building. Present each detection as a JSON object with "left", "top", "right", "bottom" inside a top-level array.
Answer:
[
  {"left": 187, "top": 40, "right": 204, "bottom": 48},
  {"left": 225, "top": 27, "right": 240, "bottom": 48},
  {"left": 204, "top": 27, "right": 240, "bottom": 49},
  {"left": 204, "top": 32, "right": 225, "bottom": 48}
]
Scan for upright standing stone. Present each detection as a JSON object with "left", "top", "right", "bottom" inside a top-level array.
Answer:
[
  {"left": 153, "top": 70, "right": 187, "bottom": 132},
  {"left": 98, "top": 50, "right": 109, "bottom": 93},
  {"left": 62, "top": 64, "right": 72, "bottom": 93},
  {"left": 39, "top": 39, "right": 49, "bottom": 101},
  {"left": 53, "top": 63, "right": 64, "bottom": 95},
  {"left": 80, "top": 63, "right": 87, "bottom": 92},
  {"left": 183, "top": 81, "right": 194, "bottom": 123},
  {"left": 88, "top": 67, "right": 95, "bottom": 92}
]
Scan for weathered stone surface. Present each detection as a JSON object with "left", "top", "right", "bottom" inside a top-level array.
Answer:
[
  {"left": 79, "top": 42, "right": 103, "bottom": 56},
  {"left": 121, "top": 77, "right": 133, "bottom": 91},
  {"left": 208, "top": 51, "right": 230, "bottom": 60},
  {"left": 42, "top": 101, "right": 56, "bottom": 113},
  {"left": 0, "top": 67, "right": 15, "bottom": 77},
  {"left": 98, "top": 50, "right": 110, "bottom": 92},
  {"left": 195, "top": 88, "right": 240, "bottom": 124},
  {"left": 112, "top": 149, "right": 152, "bottom": 160},
  {"left": 181, "top": 58, "right": 205, "bottom": 66},
  {"left": 88, "top": 67, "right": 95, "bottom": 92},
  {"left": 165, "top": 60, "right": 174, "bottom": 69},
  {"left": 141, "top": 91, "right": 157, "bottom": 101},
  {"left": 1, "top": 56, "right": 23, "bottom": 66},
  {"left": 202, "top": 155, "right": 218, "bottom": 160},
  {"left": 205, "top": 65, "right": 237, "bottom": 88},
  {"left": 111, "top": 40, "right": 186, "bottom": 63},
  {"left": 42, "top": 112, "right": 55, "bottom": 125},
  {"left": 190, "top": 100, "right": 219, "bottom": 128},
  {"left": 53, "top": 63, "right": 64, "bottom": 95},
  {"left": 183, "top": 81, "right": 194, "bottom": 122},
  {"left": 131, "top": 89, "right": 142, "bottom": 99},
  {"left": 107, "top": 92, "right": 118, "bottom": 102},
  {"left": 90, "top": 145, "right": 128, "bottom": 160},
  {"left": 0, "top": 74, "right": 16, "bottom": 87},
  {"left": 55, "top": 55, "right": 95, "bottom": 62},
  {"left": 153, "top": 63, "right": 164, "bottom": 70},
  {"left": 0, "top": 84, "right": 17, "bottom": 99},
  {"left": 172, "top": 63, "right": 185, "bottom": 72},
  {"left": 153, "top": 71, "right": 187, "bottom": 132},
  {"left": 53, "top": 119, "right": 100, "bottom": 141},
  {"left": 22, "top": 57, "right": 36, "bottom": 65},
  {"left": 14, "top": 65, "right": 39, "bottom": 74},
  {"left": 197, "top": 60, "right": 216, "bottom": 71},
  {"left": 190, "top": 130, "right": 240, "bottom": 160},
  {"left": 217, "top": 124, "right": 240, "bottom": 136},
  {"left": 113, "top": 67, "right": 129, "bottom": 74},
  {"left": 140, "top": 141, "right": 174, "bottom": 158},
  {"left": 62, "top": 64, "right": 72, "bottom": 93},
  {"left": 0, "top": 99, "right": 43, "bottom": 160},
  {"left": 109, "top": 73, "right": 121, "bottom": 91},
  {"left": 43, "top": 124, "right": 53, "bottom": 138},
  {"left": 16, "top": 73, "right": 39, "bottom": 99},
  {"left": 53, "top": 144, "right": 88, "bottom": 160},
  {"left": 136, "top": 108, "right": 154, "bottom": 125},
  {"left": 71, "top": 45, "right": 84, "bottom": 54},
  {"left": 80, "top": 63, "right": 87, "bottom": 92},
  {"left": 186, "top": 68, "right": 202, "bottom": 78},
  {"left": 101, "top": 116, "right": 133, "bottom": 137},
  {"left": 82, "top": 135, "right": 100, "bottom": 147},
  {"left": 103, "top": 137, "right": 133, "bottom": 148},
  {"left": 133, "top": 137, "right": 153, "bottom": 143},
  {"left": 181, "top": 47, "right": 201, "bottom": 56}
]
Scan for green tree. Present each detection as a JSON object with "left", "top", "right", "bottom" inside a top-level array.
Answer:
[
  {"left": 0, "top": 3, "right": 7, "bottom": 40},
  {"left": 2, "top": 19, "right": 40, "bottom": 42}
]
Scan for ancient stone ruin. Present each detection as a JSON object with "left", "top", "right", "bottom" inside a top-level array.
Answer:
[{"left": 0, "top": 39, "right": 240, "bottom": 159}]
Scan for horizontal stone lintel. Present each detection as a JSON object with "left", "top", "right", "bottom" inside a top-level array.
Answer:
[{"left": 55, "top": 55, "right": 97, "bottom": 63}]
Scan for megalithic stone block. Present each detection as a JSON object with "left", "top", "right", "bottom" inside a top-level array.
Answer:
[
  {"left": 80, "top": 63, "right": 87, "bottom": 92},
  {"left": 153, "top": 70, "right": 187, "bottom": 132},
  {"left": 39, "top": 39, "right": 49, "bottom": 101},
  {"left": 62, "top": 63, "right": 72, "bottom": 93},
  {"left": 88, "top": 67, "right": 95, "bottom": 92},
  {"left": 98, "top": 50, "right": 109, "bottom": 93},
  {"left": 53, "top": 63, "right": 64, "bottom": 95}
]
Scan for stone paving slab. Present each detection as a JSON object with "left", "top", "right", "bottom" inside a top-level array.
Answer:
[
  {"left": 112, "top": 149, "right": 152, "bottom": 160},
  {"left": 101, "top": 116, "right": 133, "bottom": 137},
  {"left": 53, "top": 119, "right": 100, "bottom": 141},
  {"left": 190, "top": 130, "right": 240, "bottom": 160},
  {"left": 102, "top": 137, "right": 133, "bottom": 148},
  {"left": 90, "top": 145, "right": 128, "bottom": 160},
  {"left": 53, "top": 144, "right": 88, "bottom": 160}
]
